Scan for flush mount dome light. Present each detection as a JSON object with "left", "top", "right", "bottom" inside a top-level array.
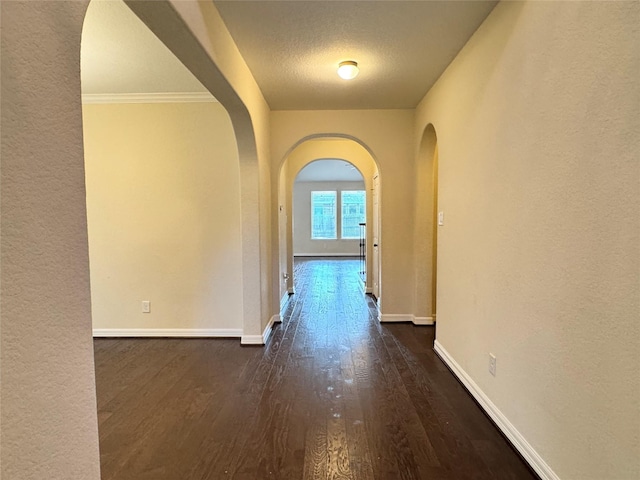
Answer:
[{"left": 337, "top": 60, "right": 359, "bottom": 80}]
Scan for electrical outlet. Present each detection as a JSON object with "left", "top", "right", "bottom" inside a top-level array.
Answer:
[
  {"left": 489, "top": 353, "right": 496, "bottom": 376},
  {"left": 142, "top": 301, "right": 150, "bottom": 313},
  {"left": 438, "top": 211, "right": 444, "bottom": 226}
]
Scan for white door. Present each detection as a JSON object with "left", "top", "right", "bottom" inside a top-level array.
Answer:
[{"left": 372, "top": 174, "right": 380, "bottom": 300}]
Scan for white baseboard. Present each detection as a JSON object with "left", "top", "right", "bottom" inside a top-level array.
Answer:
[
  {"left": 434, "top": 340, "right": 559, "bottom": 480},
  {"left": 241, "top": 315, "right": 279, "bottom": 345},
  {"left": 379, "top": 314, "right": 435, "bottom": 326},
  {"left": 365, "top": 287, "right": 373, "bottom": 294},
  {"left": 380, "top": 314, "right": 413, "bottom": 323},
  {"left": 92, "top": 328, "right": 242, "bottom": 338},
  {"left": 240, "top": 334, "right": 264, "bottom": 345},
  {"left": 412, "top": 316, "right": 435, "bottom": 326},
  {"left": 287, "top": 287, "right": 296, "bottom": 294},
  {"left": 293, "top": 253, "right": 358, "bottom": 257}
]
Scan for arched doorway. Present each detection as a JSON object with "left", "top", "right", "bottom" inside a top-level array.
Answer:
[
  {"left": 276, "top": 137, "right": 381, "bottom": 312},
  {"left": 81, "top": 0, "right": 245, "bottom": 338},
  {"left": 292, "top": 159, "right": 366, "bottom": 278},
  {"left": 414, "top": 124, "right": 439, "bottom": 326}
]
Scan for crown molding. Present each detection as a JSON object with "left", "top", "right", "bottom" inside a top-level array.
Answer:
[{"left": 82, "top": 92, "right": 217, "bottom": 104}]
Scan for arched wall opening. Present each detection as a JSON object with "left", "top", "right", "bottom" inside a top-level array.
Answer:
[
  {"left": 413, "top": 124, "right": 439, "bottom": 325},
  {"left": 106, "top": 0, "right": 269, "bottom": 343},
  {"left": 292, "top": 159, "right": 366, "bottom": 261},
  {"left": 276, "top": 137, "right": 380, "bottom": 309},
  {"left": 81, "top": 0, "right": 245, "bottom": 337}
]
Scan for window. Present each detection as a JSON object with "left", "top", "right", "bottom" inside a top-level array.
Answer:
[
  {"left": 311, "top": 191, "right": 337, "bottom": 239},
  {"left": 310, "top": 189, "right": 366, "bottom": 240},
  {"left": 341, "top": 191, "right": 366, "bottom": 239}
]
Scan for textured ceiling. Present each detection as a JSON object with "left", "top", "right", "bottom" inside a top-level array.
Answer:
[
  {"left": 81, "top": 0, "right": 497, "bottom": 109},
  {"left": 214, "top": 0, "right": 498, "bottom": 110},
  {"left": 81, "top": 0, "right": 208, "bottom": 95},
  {"left": 296, "top": 160, "right": 365, "bottom": 182}
]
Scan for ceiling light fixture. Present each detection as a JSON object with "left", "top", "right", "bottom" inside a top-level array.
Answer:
[{"left": 337, "top": 60, "right": 359, "bottom": 80}]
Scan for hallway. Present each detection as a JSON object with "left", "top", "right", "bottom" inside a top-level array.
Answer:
[{"left": 94, "top": 258, "right": 536, "bottom": 479}]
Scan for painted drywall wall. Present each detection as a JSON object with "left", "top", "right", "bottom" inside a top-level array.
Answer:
[
  {"left": 293, "top": 181, "right": 366, "bottom": 256},
  {"left": 83, "top": 102, "right": 243, "bottom": 333},
  {"left": 271, "top": 110, "right": 414, "bottom": 317},
  {"left": 126, "top": 0, "right": 274, "bottom": 340},
  {"left": 1, "top": 1, "right": 101, "bottom": 478},
  {"left": 416, "top": 1, "right": 640, "bottom": 478}
]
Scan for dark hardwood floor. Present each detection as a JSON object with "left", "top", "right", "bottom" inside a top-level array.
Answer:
[{"left": 94, "top": 258, "right": 537, "bottom": 480}]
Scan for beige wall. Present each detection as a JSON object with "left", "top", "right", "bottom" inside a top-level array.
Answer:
[
  {"left": 413, "top": 126, "right": 438, "bottom": 321},
  {"left": 83, "top": 102, "right": 243, "bottom": 333},
  {"left": 271, "top": 111, "right": 414, "bottom": 316},
  {"left": 416, "top": 1, "right": 640, "bottom": 478},
  {"left": 1, "top": 1, "right": 101, "bottom": 478},
  {"left": 293, "top": 181, "right": 365, "bottom": 256}
]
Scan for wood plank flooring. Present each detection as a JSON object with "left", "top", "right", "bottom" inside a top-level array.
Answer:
[{"left": 94, "top": 258, "right": 538, "bottom": 480}]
